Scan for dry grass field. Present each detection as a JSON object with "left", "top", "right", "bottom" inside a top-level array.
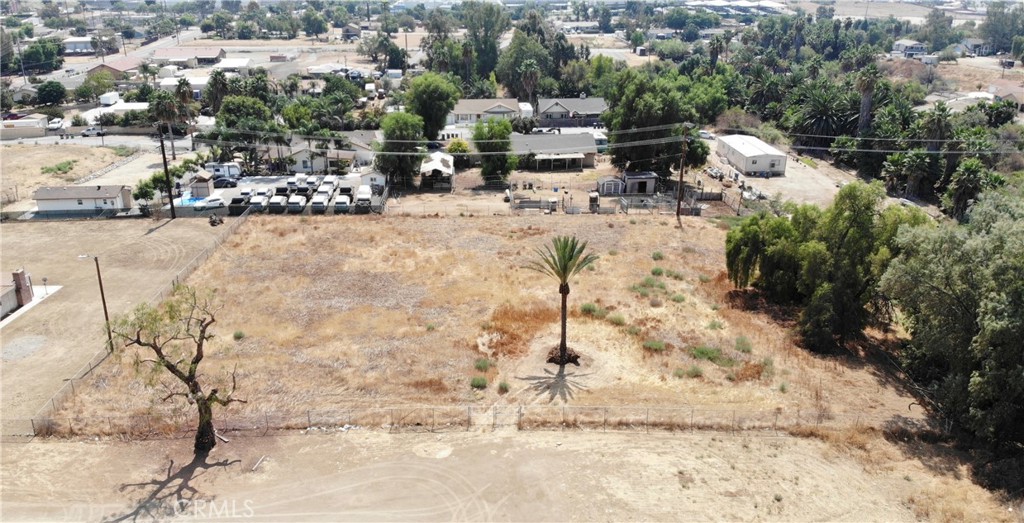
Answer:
[
  {"left": 0, "top": 144, "right": 126, "bottom": 208},
  {"left": 60, "top": 214, "right": 925, "bottom": 432}
]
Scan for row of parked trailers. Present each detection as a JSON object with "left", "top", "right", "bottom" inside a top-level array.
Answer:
[{"left": 227, "top": 174, "right": 376, "bottom": 216}]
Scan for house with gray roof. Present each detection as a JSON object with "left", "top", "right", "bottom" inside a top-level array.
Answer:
[
  {"left": 537, "top": 97, "right": 608, "bottom": 127},
  {"left": 33, "top": 185, "right": 133, "bottom": 215},
  {"left": 447, "top": 98, "right": 521, "bottom": 126}
]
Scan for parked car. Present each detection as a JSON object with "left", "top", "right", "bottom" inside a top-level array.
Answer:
[
  {"left": 213, "top": 178, "right": 238, "bottom": 188},
  {"left": 255, "top": 187, "right": 273, "bottom": 197},
  {"left": 698, "top": 130, "right": 716, "bottom": 140},
  {"left": 310, "top": 194, "right": 330, "bottom": 214},
  {"left": 239, "top": 187, "right": 254, "bottom": 197},
  {"left": 268, "top": 195, "right": 288, "bottom": 214},
  {"left": 194, "top": 196, "right": 226, "bottom": 210},
  {"left": 334, "top": 194, "right": 351, "bottom": 214},
  {"left": 426, "top": 141, "right": 443, "bottom": 150},
  {"left": 80, "top": 126, "right": 105, "bottom": 137},
  {"left": 47, "top": 118, "right": 63, "bottom": 130}
]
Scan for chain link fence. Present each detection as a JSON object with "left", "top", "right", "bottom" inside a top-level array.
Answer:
[{"left": 9, "top": 404, "right": 901, "bottom": 440}]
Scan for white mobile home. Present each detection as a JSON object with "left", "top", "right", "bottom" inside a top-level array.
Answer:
[{"left": 716, "top": 135, "right": 787, "bottom": 176}]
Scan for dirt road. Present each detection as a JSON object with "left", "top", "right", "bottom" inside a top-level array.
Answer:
[{"left": 3, "top": 429, "right": 1006, "bottom": 522}]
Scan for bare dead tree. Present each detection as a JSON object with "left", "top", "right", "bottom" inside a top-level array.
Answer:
[{"left": 112, "top": 285, "right": 245, "bottom": 456}]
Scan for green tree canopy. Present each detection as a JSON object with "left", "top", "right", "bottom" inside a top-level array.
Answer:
[
  {"left": 36, "top": 80, "right": 67, "bottom": 106},
  {"left": 374, "top": 112, "right": 424, "bottom": 186},
  {"left": 472, "top": 117, "right": 514, "bottom": 183},
  {"left": 881, "top": 191, "right": 1024, "bottom": 446},
  {"left": 406, "top": 72, "right": 461, "bottom": 140},
  {"left": 216, "top": 95, "right": 272, "bottom": 129}
]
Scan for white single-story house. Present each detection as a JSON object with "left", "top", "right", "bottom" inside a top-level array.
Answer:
[
  {"left": 339, "top": 130, "right": 382, "bottom": 166},
  {"left": 340, "top": 167, "right": 386, "bottom": 189},
  {"left": 509, "top": 133, "right": 598, "bottom": 169},
  {"left": 11, "top": 84, "right": 37, "bottom": 103},
  {"left": 447, "top": 98, "right": 521, "bottom": 126},
  {"left": 537, "top": 97, "right": 609, "bottom": 127},
  {"left": 159, "top": 76, "right": 209, "bottom": 99},
  {"left": 33, "top": 185, "right": 133, "bottom": 214},
  {"left": 952, "top": 38, "right": 991, "bottom": 57},
  {"left": 212, "top": 58, "right": 251, "bottom": 77},
  {"left": 717, "top": 134, "right": 787, "bottom": 176},
  {"left": 62, "top": 36, "right": 94, "bottom": 54},
  {"left": 893, "top": 39, "right": 927, "bottom": 57},
  {"left": 989, "top": 80, "right": 1024, "bottom": 112},
  {"left": 150, "top": 47, "right": 226, "bottom": 68}
]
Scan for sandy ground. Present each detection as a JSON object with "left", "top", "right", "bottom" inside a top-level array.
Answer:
[
  {"left": 0, "top": 218, "right": 229, "bottom": 432},
  {"left": 0, "top": 145, "right": 128, "bottom": 210},
  {"left": 1, "top": 429, "right": 1013, "bottom": 522}
]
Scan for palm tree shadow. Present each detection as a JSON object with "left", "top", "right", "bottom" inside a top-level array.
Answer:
[
  {"left": 519, "top": 365, "right": 592, "bottom": 403},
  {"left": 105, "top": 453, "right": 240, "bottom": 522}
]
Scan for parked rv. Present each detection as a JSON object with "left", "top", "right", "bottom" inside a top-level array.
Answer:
[
  {"left": 354, "top": 184, "right": 373, "bottom": 213},
  {"left": 204, "top": 162, "right": 243, "bottom": 178}
]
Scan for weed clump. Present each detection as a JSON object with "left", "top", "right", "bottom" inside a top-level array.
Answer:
[
  {"left": 608, "top": 314, "right": 626, "bottom": 326},
  {"left": 233, "top": 330, "right": 245, "bottom": 341},
  {"left": 643, "top": 340, "right": 666, "bottom": 352},
  {"left": 474, "top": 358, "right": 491, "bottom": 372},
  {"left": 652, "top": 251, "right": 665, "bottom": 261},
  {"left": 735, "top": 336, "right": 752, "bottom": 353},
  {"left": 651, "top": 267, "right": 664, "bottom": 276},
  {"left": 470, "top": 377, "right": 488, "bottom": 389},
  {"left": 671, "top": 294, "right": 686, "bottom": 303},
  {"left": 498, "top": 381, "right": 510, "bottom": 394},
  {"left": 690, "top": 345, "right": 736, "bottom": 367}
]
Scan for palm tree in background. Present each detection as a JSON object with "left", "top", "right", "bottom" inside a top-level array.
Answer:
[
  {"left": 174, "top": 78, "right": 195, "bottom": 140},
  {"left": 149, "top": 90, "right": 179, "bottom": 160},
  {"left": 138, "top": 62, "right": 157, "bottom": 88},
  {"left": 526, "top": 236, "right": 599, "bottom": 366},
  {"left": 519, "top": 59, "right": 540, "bottom": 113},
  {"left": 204, "top": 69, "right": 229, "bottom": 114},
  {"left": 855, "top": 64, "right": 881, "bottom": 137}
]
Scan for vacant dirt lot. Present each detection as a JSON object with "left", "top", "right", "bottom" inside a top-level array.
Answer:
[
  {"left": 0, "top": 144, "right": 128, "bottom": 210},
  {"left": 1, "top": 429, "right": 1013, "bottom": 522},
  {"left": 58, "top": 214, "right": 924, "bottom": 438},
  {"left": 0, "top": 218, "right": 230, "bottom": 432}
]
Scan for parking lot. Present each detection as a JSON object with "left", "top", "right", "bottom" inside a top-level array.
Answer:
[{"left": 182, "top": 174, "right": 384, "bottom": 216}]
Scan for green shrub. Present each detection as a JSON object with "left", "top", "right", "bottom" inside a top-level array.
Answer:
[
  {"left": 608, "top": 314, "right": 626, "bottom": 326},
  {"left": 629, "top": 219, "right": 637, "bottom": 225},
  {"left": 580, "top": 303, "right": 599, "bottom": 315},
  {"left": 690, "top": 345, "right": 736, "bottom": 367},
  {"left": 707, "top": 320, "right": 724, "bottom": 330},
  {"left": 71, "top": 114, "right": 88, "bottom": 126},
  {"left": 671, "top": 293, "right": 686, "bottom": 303},
  {"left": 626, "top": 326, "right": 641, "bottom": 336},
  {"left": 643, "top": 340, "right": 666, "bottom": 352},
  {"left": 608, "top": 250, "right": 618, "bottom": 256},
  {"left": 651, "top": 267, "right": 664, "bottom": 276},
  {"left": 684, "top": 365, "right": 704, "bottom": 378},
  {"left": 698, "top": 275, "right": 711, "bottom": 283},
  {"left": 761, "top": 357, "right": 775, "bottom": 379},
  {"left": 652, "top": 251, "right": 665, "bottom": 261},
  {"left": 779, "top": 382, "right": 788, "bottom": 393},
  {"left": 426, "top": 323, "right": 437, "bottom": 331},
  {"left": 673, "top": 368, "right": 686, "bottom": 378},
  {"left": 474, "top": 358, "right": 491, "bottom": 372},
  {"left": 233, "top": 330, "right": 245, "bottom": 341},
  {"left": 735, "top": 336, "right": 752, "bottom": 354},
  {"left": 470, "top": 376, "right": 488, "bottom": 389},
  {"left": 498, "top": 381, "right": 510, "bottom": 394},
  {"left": 40, "top": 160, "right": 77, "bottom": 175}
]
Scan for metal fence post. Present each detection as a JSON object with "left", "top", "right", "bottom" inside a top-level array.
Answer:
[
  {"left": 431, "top": 408, "right": 435, "bottom": 432},
  {"left": 492, "top": 407, "right": 497, "bottom": 429},
  {"left": 466, "top": 406, "right": 471, "bottom": 430},
  {"left": 773, "top": 411, "right": 779, "bottom": 434},
  {"left": 690, "top": 408, "right": 694, "bottom": 432},
  {"left": 30, "top": 418, "right": 36, "bottom": 436},
  {"left": 307, "top": 410, "right": 312, "bottom": 428},
  {"left": 603, "top": 408, "right": 607, "bottom": 432},
  {"left": 518, "top": 404, "right": 523, "bottom": 430},
  {"left": 70, "top": 380, "right": 76, "bottom": 396},
  {"left": 732, "top": 411, "right": 736, "bottom": 434}
]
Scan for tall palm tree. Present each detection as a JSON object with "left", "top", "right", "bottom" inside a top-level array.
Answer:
[
  {"left": 174, "top": 78, "right": 194, "bottom": 140},
  {"left": 855, "top": 64, "right": 880, "bottom": 137},
  {"left": 149, "top": 90, "right": 179, "bottom": 160},
  {"left": 205, "top": 69, "right": 230, "bottom": 114},
  {"left": 709, "top": 35, "right": 725, "bottom": 71},
  {"left": 519, "top": 59, "right": 540, "bottom": 112},
  {"left": 526, "top": 236, "right": 599, "bottom": 366},
  {"left": 138, "top": 62, "right": 157, "bottom": 88}
]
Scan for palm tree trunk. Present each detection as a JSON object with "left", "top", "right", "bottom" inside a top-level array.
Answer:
[
  {"left": 167, "top": 122, "right": 177, "bottom": 160},
  {"left": 559, "top": 283, "right": 569, "bottom": 364}
]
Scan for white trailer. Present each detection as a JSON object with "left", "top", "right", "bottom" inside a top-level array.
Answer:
[{"left": 716, "top": 135, "right": 787, "bottom": 177}]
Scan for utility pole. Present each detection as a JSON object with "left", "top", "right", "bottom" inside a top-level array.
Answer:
[
  {"left": 158, "top": 129, "right": 177, "bottom": 219},
  {"left": 676, "top": 122, "right": 695, "bottom": 220}
]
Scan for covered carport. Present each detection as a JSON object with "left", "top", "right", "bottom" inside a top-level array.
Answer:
[{"left": 533, "top": 153, "right": 585, "bottom": 171}]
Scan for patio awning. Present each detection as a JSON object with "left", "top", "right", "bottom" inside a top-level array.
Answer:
[{"left": 535, "top": 153, "right": 585, "bottom": 160}]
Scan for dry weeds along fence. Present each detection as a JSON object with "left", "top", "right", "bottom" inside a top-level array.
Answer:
[
  {"left": 0, "top": 210, "right": 253, "bottom": 438},
  {"left": 17, "top": 405, "right": 899, "bottom": 440}
]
